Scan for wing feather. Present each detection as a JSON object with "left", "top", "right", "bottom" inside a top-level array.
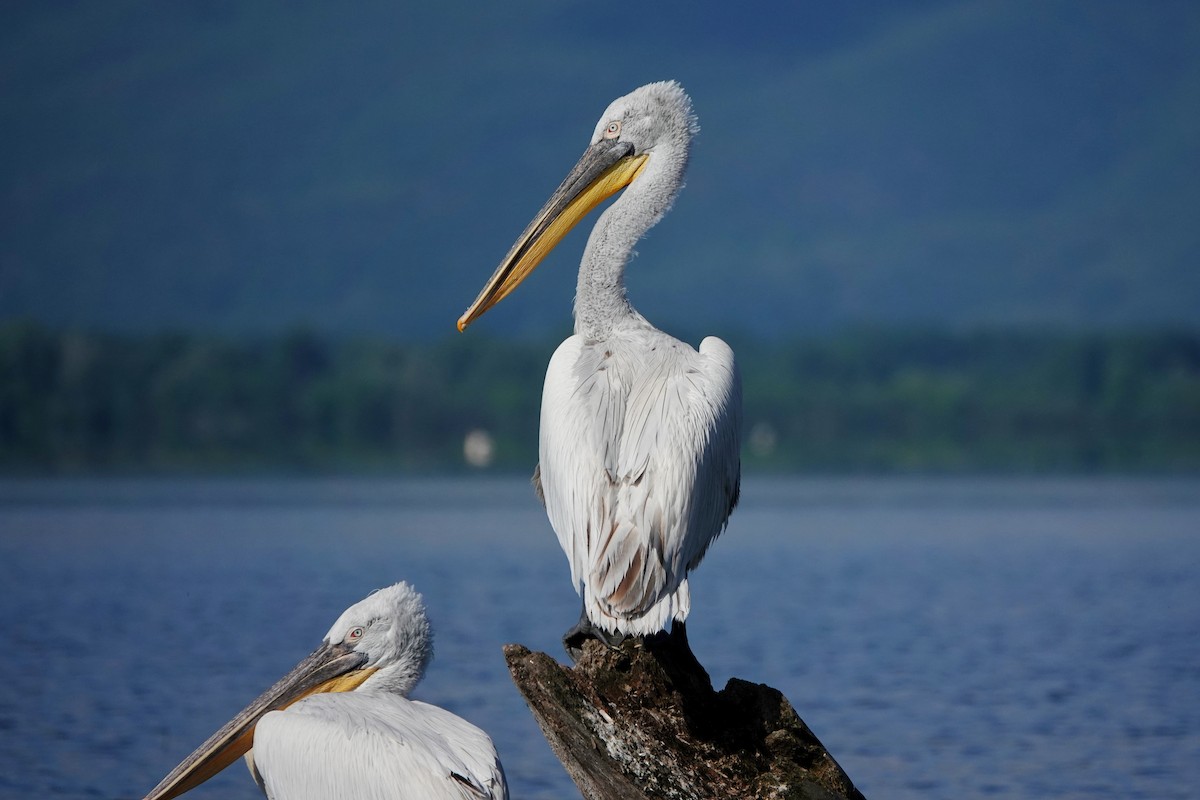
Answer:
[
  {"left": 539, "top": 329, "right": 741, "bottom": 634},
  {"left": 254, "top": 693, "right": 507, "bottom": 800}
]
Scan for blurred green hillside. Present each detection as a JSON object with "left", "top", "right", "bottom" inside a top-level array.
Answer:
[
  {"left": 2, "top": 1, "right": 1198, "bottom": 338},
  {"left": 4, "top": 323, "right": 1197, "bottom": 473}
]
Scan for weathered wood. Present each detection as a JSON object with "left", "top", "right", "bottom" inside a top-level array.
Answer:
[{"left": 504, "top": 635, "right": 867, "bottom": 800}]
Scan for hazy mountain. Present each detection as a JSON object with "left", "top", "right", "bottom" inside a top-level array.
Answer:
[{"left": 2, "top": 1, "right": 1197, "bottom": 339}]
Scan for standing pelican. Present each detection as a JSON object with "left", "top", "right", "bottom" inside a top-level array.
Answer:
[
  {"left": 142, "top": 582, "right": 507, "bottom": 800},
  {"left": 458, "top": 81, "right": 741, "bottom": 653}
]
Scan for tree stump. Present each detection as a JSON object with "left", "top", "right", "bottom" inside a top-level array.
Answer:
[{"left": 504, "top": 636, "right": 867, "bottom": 800}]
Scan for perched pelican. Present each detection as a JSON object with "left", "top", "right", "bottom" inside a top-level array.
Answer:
[
  {"left": 142, "top": 582, "right": 507, "bottom": 800},
  {"left": 458, "top": 81, "right": 741, "bottom": 653}
]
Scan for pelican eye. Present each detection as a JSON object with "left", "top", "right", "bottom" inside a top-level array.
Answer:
[
  {"left": 345, "top": 626, "right": 365, "bottom": 643},
  {"left": 603, "top": 120, "right": 621, "bottom": 139}
]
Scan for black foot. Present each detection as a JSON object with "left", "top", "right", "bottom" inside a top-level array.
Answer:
[
  {"left": 641, "top": 618, "right": 690, "bottom": 652},
  {"left": 562, "top": 606, "right": 627, "bottom": 663},
  {"left": 644, "top": 620, "right": 711, "bottom": 688}
]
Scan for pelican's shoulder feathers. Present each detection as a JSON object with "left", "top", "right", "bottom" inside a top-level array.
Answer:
[{"left": 255, "top": 692, "right": 507, "bottom": 800}]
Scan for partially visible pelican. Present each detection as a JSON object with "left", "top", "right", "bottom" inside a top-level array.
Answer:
[
  {"left": 142, "top": 582, "right": 507, "bottom": 800},
  {"left": 458, "top": 81, "right": 741, "bottom": 653}
]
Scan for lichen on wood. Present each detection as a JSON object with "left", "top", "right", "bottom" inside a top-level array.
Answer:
[{"left": 504, "top": 636, "right": 867, "bottom": 800}]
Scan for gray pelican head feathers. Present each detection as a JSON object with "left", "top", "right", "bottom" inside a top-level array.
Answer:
[{"left": 458, "top": 80, "right": 698, "bottom": 337}]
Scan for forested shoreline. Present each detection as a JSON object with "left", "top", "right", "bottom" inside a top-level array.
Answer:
[{"left": 2, "top": 321, "right": 1198, "bottom": 473}]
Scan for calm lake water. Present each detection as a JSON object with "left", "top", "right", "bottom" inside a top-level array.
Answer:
[{"left": 0, "top": 475, "right": 1197, "bottom": 800}]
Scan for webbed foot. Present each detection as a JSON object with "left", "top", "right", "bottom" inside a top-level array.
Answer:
[{"left": 562, "top": 605, "right": 627, "bottom": 663}]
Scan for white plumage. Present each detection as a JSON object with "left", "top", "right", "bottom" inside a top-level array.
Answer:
[
  {"left": 249, "top": 583, "right": 506, "bottom": 799},
  {"left": 141, "top": 582, "right": 506, "bottom": 800},
  {"left": 254, "top": 693, "right": 505, "bottom": 799},
  {"left": 540, "top": 326, "right": 740, "bottom": 636},
  {"left": 459, "top": 81, "right": 742, "bottom": 641}
]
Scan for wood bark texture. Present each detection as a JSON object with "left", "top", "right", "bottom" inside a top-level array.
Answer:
[{"left": 504, "top": 637, "right": 867, "bottom": 800}]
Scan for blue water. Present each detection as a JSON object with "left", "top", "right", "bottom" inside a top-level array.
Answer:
[{"left": 1, "top": 476, "right": 1197, "bottom": 799}]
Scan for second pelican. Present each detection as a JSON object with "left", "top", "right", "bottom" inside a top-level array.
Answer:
[
  {"left": 459, "top": 81, "right": 742, "bottom": 654},
  {"left": 142, "top": 581, "right": 507, "bottom": 800}
]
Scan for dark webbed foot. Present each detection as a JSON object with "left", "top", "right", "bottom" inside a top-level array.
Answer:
[
  {"left": 640, "top": 619, "right": 687, "bottom": 653},
  {"left": 562, "top": 606, "right": 627, "bottom": 663},
  {"left": 642, "top": 620, "right": 710, "bottom": 687}
]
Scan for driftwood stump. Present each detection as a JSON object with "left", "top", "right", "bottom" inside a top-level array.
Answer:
[{"left": 504, "top": 636, "right": 867, "bottom": 800}]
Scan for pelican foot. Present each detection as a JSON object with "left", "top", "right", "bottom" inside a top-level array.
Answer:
[
  {"left": 642, "top": 619, "right": 689, "bottom": 655},
  {"left": 642, "top": 621, "right": 710, "bottom": 688},
  {"left": 562, "top": 612, "right": 627, "bottom": 664}
]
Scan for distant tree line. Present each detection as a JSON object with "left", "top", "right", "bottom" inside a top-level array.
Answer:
[{"left": 1, "top": 321, "right": 1198, "bottom": 473}]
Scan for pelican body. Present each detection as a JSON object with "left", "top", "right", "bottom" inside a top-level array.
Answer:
[
  {"left": 142, "top": 582, "right": 507, "bottom": 800},
  {"left": 459, "top": 81, "right": 742, "bottom": 645}
]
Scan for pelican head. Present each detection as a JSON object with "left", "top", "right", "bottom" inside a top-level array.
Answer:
[
  {"left": 458, "top": 80, "right": 698, "bottom": 331},
  {"left": 142, "top": 582, "right": 433, "bottom": 800}
]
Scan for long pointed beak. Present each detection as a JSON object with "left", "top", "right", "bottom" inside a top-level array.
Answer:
[
  {"left": 457, "top": 139, "right": 648, "bottom": 331},
  {"left": 142, "top": 641, "right": 374, "bottom": 800}
]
